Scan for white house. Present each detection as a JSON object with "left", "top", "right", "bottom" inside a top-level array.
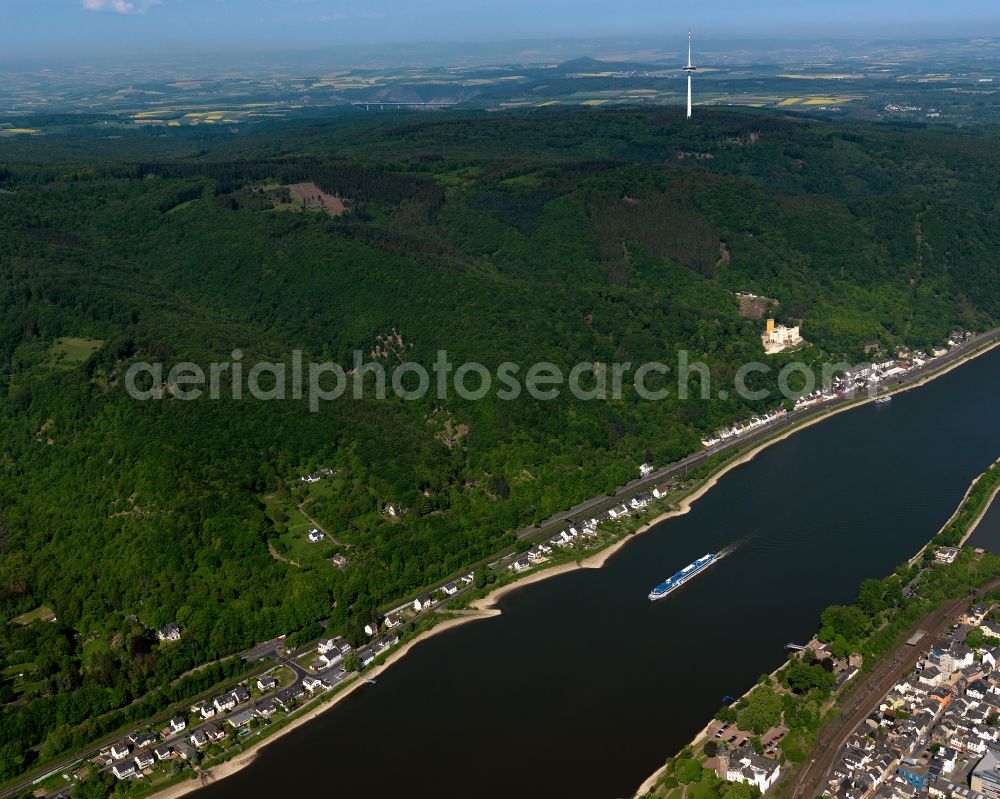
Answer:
[
  {"left": 134, "top": 751, "right": 155, "bottom": 769},
  {"left": 257, "top": 675, "right": 277, "bottom": 692},
  {"left": 981, "top": 622, "right": 1000, "bottom": 639},
  {"left": 213, "top": 694, "right": 236, "bottom": 713},
  {"left": 721, "top": 745, "right": 781, "bottom": 793},
  {"left": 413, "top": 594, "right": 434, "bottom": 611},
  {"left": 318, "top": 650, "right": 343, "bottom": 670},
  {"left": 254, "top": 699, "right": 277, "bottom": 718},
  {"left": 308, "top": 528, "right": 325, "bottom": 543},
  {"left": 918, "top": 666, "right": 943, "bottom": 687},
  {"left": 364, "top": 621, "right": 379, "bottom": 637},
  {"left": 640, "top": 462, "right": 654, "bottom": 477},
  {"left": 317, "top": 638, "right": 340, "bottom": 655},
  {"left": 189, "top": 730, "right": 209, "bottom": 748},
  {"left": 204, "top": 723, "right": 225, "bottom": 742},
  {"left": 112, "top": 762, "right": 137, "bottom": 780},
  {"left": 110, "top": 743, "right": 131, "bottom": 760},
  {"left": 303, "top": 677, "right": 325, "bottom": 693},
  {"left": 170, "top": 716, "right": 187, "bottom": 734},
  {"left": 134, "top": 732, "right": 156, "bottom": 748},
  {"left": 157, "top": 623, "right": 181, "bottom": 642},
  {"left": 384, "top": 614, "right": 400, "bottom": 629},
  {"left": 154, "top": 745, "right": 173, "bottom": 761},
  {"left": 982, "top": 648, "right": 1000, "bottom": 669}
]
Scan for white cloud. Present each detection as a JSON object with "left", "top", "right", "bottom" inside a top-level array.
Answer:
[{"left": 82, "top": 0, "right": 160, "bottom": 14}]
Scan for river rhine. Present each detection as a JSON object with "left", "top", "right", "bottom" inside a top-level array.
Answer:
[{"left": 201, "top": 346, "right": 1000, "bottom": 799}]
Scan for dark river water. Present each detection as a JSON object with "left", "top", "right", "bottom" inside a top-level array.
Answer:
[
  {"left": 202, "top": 347, "right": 1000, "bottom": 799},
  {"left": 964, "top": 479, "right": 1000, "bottom": 552}
]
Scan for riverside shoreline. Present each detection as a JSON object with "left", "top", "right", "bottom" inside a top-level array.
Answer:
[
  {"left": 147, "top": 335, "right": 1000, "bottom": 799},
  {"left": 631, "top": 341, "right": 1000, "bottom": 799},
  {"left": 145, "top": 610, "right": 502, "bottom": 799}
]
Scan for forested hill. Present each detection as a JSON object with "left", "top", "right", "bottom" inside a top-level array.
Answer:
[{"left": 1, "top": 107, "right": 1000, "bottom": 776}]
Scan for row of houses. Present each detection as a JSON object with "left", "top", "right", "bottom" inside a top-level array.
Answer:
[
  {"left": 313, "top": 636, "right": 353, "bottom": 671},
  {"left": 196, "top": 684, "right": 251, "bottom": 720},
  {"left": 701, "top": 407, "right": 788, "bottom": 448},
  {"left": 109, "top": 716, "right": 187, "bottom": 762},
  {"left": 355, "top": 631, "right": 400, "bottom": 668},
  {"left": 510, "top": 542, "right": 554, "bottom": 573},
  {"left": 118, "top": 681, "right": 307, "bottom": 778},
  {"left": 412, "top": 572, "right": 475, "bottom": 610},
  {"left": 112, "top": 675, "right": 283, "bottom": 780},
  {"left": 528, "top": 492, "right": 656, "bottom": 569},
  {"left": 793, "top": 334, "right": 977, "bottom": 419},
  {"left": 311, "top": 628, "right": 403, "bottom": 674},
  {"left": 825, "top": 612, "right": 1000, "bottom": 799},
  {"left": 113, "top": 720, "right": 226, "bottom": 780}
]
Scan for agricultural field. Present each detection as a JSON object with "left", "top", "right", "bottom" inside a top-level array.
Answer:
[{"left": 3, "top": 37, "right": 1000, "bottom": 130}]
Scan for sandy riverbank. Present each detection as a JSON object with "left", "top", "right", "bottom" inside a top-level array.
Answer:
[
  {"left": 149, "top": 336, "right": 1000, "bottom": 799},
  {"left": 146, "top": 610, "right": 501, "bottom": 799}
]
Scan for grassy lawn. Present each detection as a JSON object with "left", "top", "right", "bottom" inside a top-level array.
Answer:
[
  {"left": 262, "top": 490, "right": 342, "bottom": 566},
  {"left": 687, "top": 771, "right": 722, "bottom": 799},
  {"left": 35, "top": 770, "right": 74, "bottom": 794},
  {"left": 13, "top": 605, "right": 55, "bottom": 625},
  {"left": 295, "top": 649, "right": 320, "bottom": 669},
  {"left": 45, "top": 337, "right": 104, "bottom": 369},
  {"left": 251, "top": 664, "right": 296, "bottom": 696},
  {"left": 82, "top": 638, "right": 110, "bottom": 658},
  {"left": 272, "top": 664, "right": 296, "bottom": 687},
  {"left": 263, "top": 494, "right": 312, "bottom": 531},
  {"left": 275, "top": 530, "right": 338, "bottom": 566},
  {"left": 302, "top": 477, "right": 345, "bottom": 502},
  {"left": 1, "top": 662, "right": 36, "bottom": 679}
]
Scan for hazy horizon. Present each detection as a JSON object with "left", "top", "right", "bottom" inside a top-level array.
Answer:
[{"left": 4, "top": 0, "right": 1000, "bottom": 64}]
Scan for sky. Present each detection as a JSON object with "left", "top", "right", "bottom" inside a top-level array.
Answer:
[{"left": 3, "top": 0, "right": 1000, "bottom": 62}]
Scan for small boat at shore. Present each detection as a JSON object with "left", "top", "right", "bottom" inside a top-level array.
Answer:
[{"left": 875, "top": 395, "right": 892, "bottom": 404}]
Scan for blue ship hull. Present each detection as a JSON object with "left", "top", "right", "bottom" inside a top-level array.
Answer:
[{"left": 648, "top": 553, "right": 718, "bottom": 600}]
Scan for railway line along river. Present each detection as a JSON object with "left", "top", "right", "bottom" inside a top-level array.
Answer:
[{"left": 198, "top": 345, "right": 1000, "bottom": 799}]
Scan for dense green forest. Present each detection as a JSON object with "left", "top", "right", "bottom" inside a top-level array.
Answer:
[{"left": 1, "top": 106, "right": 1000, "bottom": 778}]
